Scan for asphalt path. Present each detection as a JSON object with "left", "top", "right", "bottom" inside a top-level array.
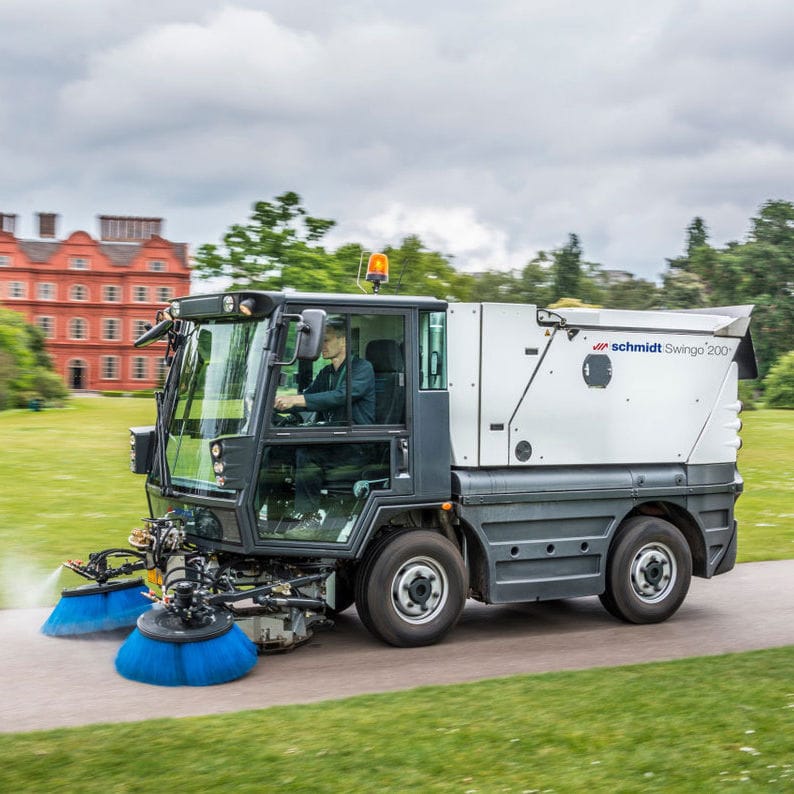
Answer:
[{"left": 2, "top": 560, "right": 792, "bottom": 734}]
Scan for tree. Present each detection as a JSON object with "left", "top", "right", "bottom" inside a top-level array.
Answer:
[
  {"left": 514, "top": 255, "right": 553, "bottom": 306},
  {"left": 660, "top": 270, "right": 708, "bottom": 308},
  {"left": 381, "top": 236, "right": 475, "bottom": 301},
  {"left": 603, "top": 276, "right": 659, "bottom": 310},
  {"left": 551, "top": 234, "right": 582, "bottom": 302},
  {"left": 0, "top": 308, "right": 68, "bottom": 409},
  {"left": 686, "top": 216, "right": 709, "bottom": 257},
  {"left": 473, "top": 269, "right": 521, "bottom": 302},
  {"left": 763, "top": 350, "right": 794, "bottom": 408},
  {"left": 192, "top": 192, "right": 351, "bottom": 292}
]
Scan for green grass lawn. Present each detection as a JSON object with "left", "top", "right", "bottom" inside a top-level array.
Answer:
[
  {"left": 0, "top": 647, "right": 792, "bottom": 792},
  {"left": 0, "top": 399, "right": 791, "bottom": 607},
  {"left": 735, "top": 409, "right": 794, "bottom": 561},
  {"left": 0, "top": 398, "right": 154, "bottom": 608}
]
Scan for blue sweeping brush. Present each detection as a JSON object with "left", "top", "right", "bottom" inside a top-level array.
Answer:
[
  {"left": 115, "top": 604, "right": 258, "bottom": 686},
  {"left": 41, "top": 578, "right": 152, "bottom": 636}
]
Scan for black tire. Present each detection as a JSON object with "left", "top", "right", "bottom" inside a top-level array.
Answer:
[
  {"left": 599, "top": 516, "right": 692, "bottom": 624},
  {"left": 355, "top": 530, "right": 466, "bottom": 647}
]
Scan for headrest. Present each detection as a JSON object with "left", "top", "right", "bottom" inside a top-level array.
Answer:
[{"left": 365, "top": 339, "right": 403, "bottom": 373}]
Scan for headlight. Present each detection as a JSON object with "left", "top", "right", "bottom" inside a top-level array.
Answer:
[
  {"left": 170, "top": 300, "right": 181, "bottom": 318},
  {"left": 222, "top": 295, "right": 235, "bottom": 313}
]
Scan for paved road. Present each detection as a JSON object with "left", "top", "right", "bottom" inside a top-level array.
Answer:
[{"left": 2, "top": 560, "right": 792, "bottom": 734}]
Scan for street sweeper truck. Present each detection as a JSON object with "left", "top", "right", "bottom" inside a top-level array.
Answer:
[{"left": 42, "top": 254, "right": 756, "bottom": 686}]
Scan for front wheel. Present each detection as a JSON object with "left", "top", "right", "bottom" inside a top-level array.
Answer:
[
  {"left": 355, "top": 530, "right": 467, "bottom": 647},
  {"left": 599, "top": 516, "right": 692, "bottom": 624}
]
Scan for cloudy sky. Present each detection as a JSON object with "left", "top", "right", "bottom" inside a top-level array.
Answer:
[{"left": 2, "top": 0, "right": 793, "bottom": 282}]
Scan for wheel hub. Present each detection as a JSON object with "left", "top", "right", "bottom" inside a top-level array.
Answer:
[
  {"left": 630, "top": 542, "right": 677, "bottom": 603},
  {"left": 391, "top": 557, "right": 449, "bottom": 625}
]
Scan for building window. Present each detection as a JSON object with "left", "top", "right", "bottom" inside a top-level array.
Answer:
[
  {"left": 148, "top": 260, "right": 167, "bottom": 272},
  {"left": 132, "top": 319, "right": 149, "bottom": 339},
  {"left": 133, "top": 285, "right": 149, "bottom": 302},
  {"left": 0, "top": 214, "right": 17, "bottom": 234},
  {"left": 8, "top": 281, "right": 26, "bottom": 298},
  {"left": 69, "top": 318, "right": 88, "bottom": 340},
  {"left": 69, "top": 257, "right": 90, "bottom": 270},
  {"left": 155, "top": 286, "right": 173, "bottom": 302},
  {"left": 101, "top": 356, "right": 120, "bottom": 380},
  {"left": 0, "top": 255, "right": 11, "bottom": 267},
  {"left": 102, "top": 318, "right": 121, "bottom": 341},
  {"left": 132, "top": 357, "right": 148, "bottom": 380},
  {"left": 36, "top": 317, "right": 55, "bottom": 338},
  {"left": 70, "top": 284, "right": 88, "bottom": 301},
  {"left": 37, "top": 282, "right": 56, "bottom": 300},
  {"left": 103, "top": 285, "right": 121, "bottom": 302},
  {"left": 155, "top": 358, "right": 170, "bottom": 385}
]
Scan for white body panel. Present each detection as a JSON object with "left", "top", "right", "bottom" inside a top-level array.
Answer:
[{"left": 447, "top": 303, "right": 748, "bottom": 468}]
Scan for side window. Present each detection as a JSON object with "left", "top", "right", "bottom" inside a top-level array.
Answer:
[
  {"left": 356, "top": 313, "right": 406, "bottom": 425},
  {"left": 274, "top": 312, "right": 406, "bottom": 427},
  {"left": 419, "top": 311, "right": 447, "bottom": 389}
]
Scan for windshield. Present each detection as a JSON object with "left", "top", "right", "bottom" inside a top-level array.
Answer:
[{"left": 165, "top": 318, "right": 269, "bottom": 497}]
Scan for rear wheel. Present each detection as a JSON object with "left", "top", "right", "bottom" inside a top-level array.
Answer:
[
  {"left": 599, "top": 516, "right": 692, "bottom": 624},
  {"left": 355, "top": 530, "right": 466, "bottom": 647}
]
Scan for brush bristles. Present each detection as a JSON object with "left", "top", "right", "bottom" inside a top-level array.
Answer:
[
  {"left": 115, "top": 624, "right": 258, "bottom": 686},
  {"left": 41, "top": 586, "right": 151, "bottom": 636}
]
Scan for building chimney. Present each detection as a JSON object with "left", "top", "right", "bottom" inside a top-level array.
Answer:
[
  {"left": 0, "top": 213, "right": 17, "bottom": 235},
  {"left": 98, "top": 215, "right": 163, "bottom": 242},
  {"left": 37, "top": 212, "right": 58, "bottom": 238}
]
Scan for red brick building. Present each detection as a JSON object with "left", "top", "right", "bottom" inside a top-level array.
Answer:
[{"left": 0, "top": 213, "right": 190, "bottom": 391}]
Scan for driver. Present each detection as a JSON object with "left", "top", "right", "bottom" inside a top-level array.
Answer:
[
  {"left": 273, "top": 318, "right": 375, "bottom": 424},
  {"left": 273, "top": 318, "right": 375, "bottom": 536}
]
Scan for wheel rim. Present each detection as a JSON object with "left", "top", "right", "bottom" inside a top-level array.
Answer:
[
  {"left": 391, "top": 555, "right": 449, "bottom": 625},
  {"left": 629, "top": 542, "right": 677, "bottom": 604}
]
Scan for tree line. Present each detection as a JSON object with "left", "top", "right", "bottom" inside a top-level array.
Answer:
[{"left": 190, "top": 193, "right": 791, "bottom": 406}]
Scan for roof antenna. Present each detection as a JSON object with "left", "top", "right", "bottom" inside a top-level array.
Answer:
[{"left": 394, "top": 258, "right": 409, "bottom": 295}]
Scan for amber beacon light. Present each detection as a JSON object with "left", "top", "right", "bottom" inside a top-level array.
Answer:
[{"left": 365, "top": 253, "right": 389, "bottom": 292}]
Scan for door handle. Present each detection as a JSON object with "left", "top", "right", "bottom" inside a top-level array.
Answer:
[{"left": 398, "top": 437, "right": 409, "bottom": 474}]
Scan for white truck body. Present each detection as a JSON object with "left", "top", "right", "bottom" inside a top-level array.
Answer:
[{"left": 447, "top": 303, "right": 752, "bottom": 468}]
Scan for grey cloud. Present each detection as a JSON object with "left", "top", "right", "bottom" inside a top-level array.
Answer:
[{"left": 1, "top": 1, "right": 793, "bottom": 280}]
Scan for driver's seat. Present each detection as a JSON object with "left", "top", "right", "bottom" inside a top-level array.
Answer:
[{"left": 365, "top": 339, "right": 405, "bottom": 425}]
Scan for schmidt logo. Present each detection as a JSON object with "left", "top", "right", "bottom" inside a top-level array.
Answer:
[{"left": 597, "top": 341, "right": 663, "bottom": 353}]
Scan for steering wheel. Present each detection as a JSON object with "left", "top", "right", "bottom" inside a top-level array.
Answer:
[{"left": 271, "top": 411, "right": 302, "bottom": 427}]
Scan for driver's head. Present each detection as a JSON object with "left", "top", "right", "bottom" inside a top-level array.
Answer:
[{"left": 321, "top": 319, "right": 346, "bottom": 361}]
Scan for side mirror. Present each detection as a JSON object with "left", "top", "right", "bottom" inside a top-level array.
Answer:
[
  {"left": 296, "top": 309, "right": 326, "bottom": 361},
  {"left": 134, "top": 318, "right": 173, "bottom": 348},
  {"left": 276, "top": 310, "right": 327, "bottom": 366}
]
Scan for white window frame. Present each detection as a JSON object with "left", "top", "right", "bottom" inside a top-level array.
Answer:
[
  {"left": 69, "top": 257, "right": 90, "bottom": 270},
  {"left": 70, "top": 284, "right": 88, "bottom": 301},
  {"left": 102, "top": 318, "right": 121, "bottom": 341},
  {"left": 8, "top": 281, "right": 26, "bottom": 298},
  {"left": 36, "top": 316, "right": 55, "bottom": 338},
  {"left": 37, "top": 282, "right": 56, "bottom": 300},
  {"left": 102, "top": 284, "right": 122, "bottom": 302},
  {"left": 155, "top": 286, "right": 173, "bottom": 302},
  {"left": 132, "top": 319, "right": 149, "bottom": 339},
  {"left": 101, "top": 356, "right": 120, "bottom": 380},
  {"left": 148, "top": 260, "right": 167, "bottom": 272},
  {"left": 0, "top": 254, "right": 11, "bottom": 267},
  {"left": 132, "top": 285, "right": 149, "bottom": 302},
  {"left": 69, "top": 318, "right": 88, "bottom": 340},
  {"left": 131, "top": 356, "right": 148, "bottom": 380}
]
